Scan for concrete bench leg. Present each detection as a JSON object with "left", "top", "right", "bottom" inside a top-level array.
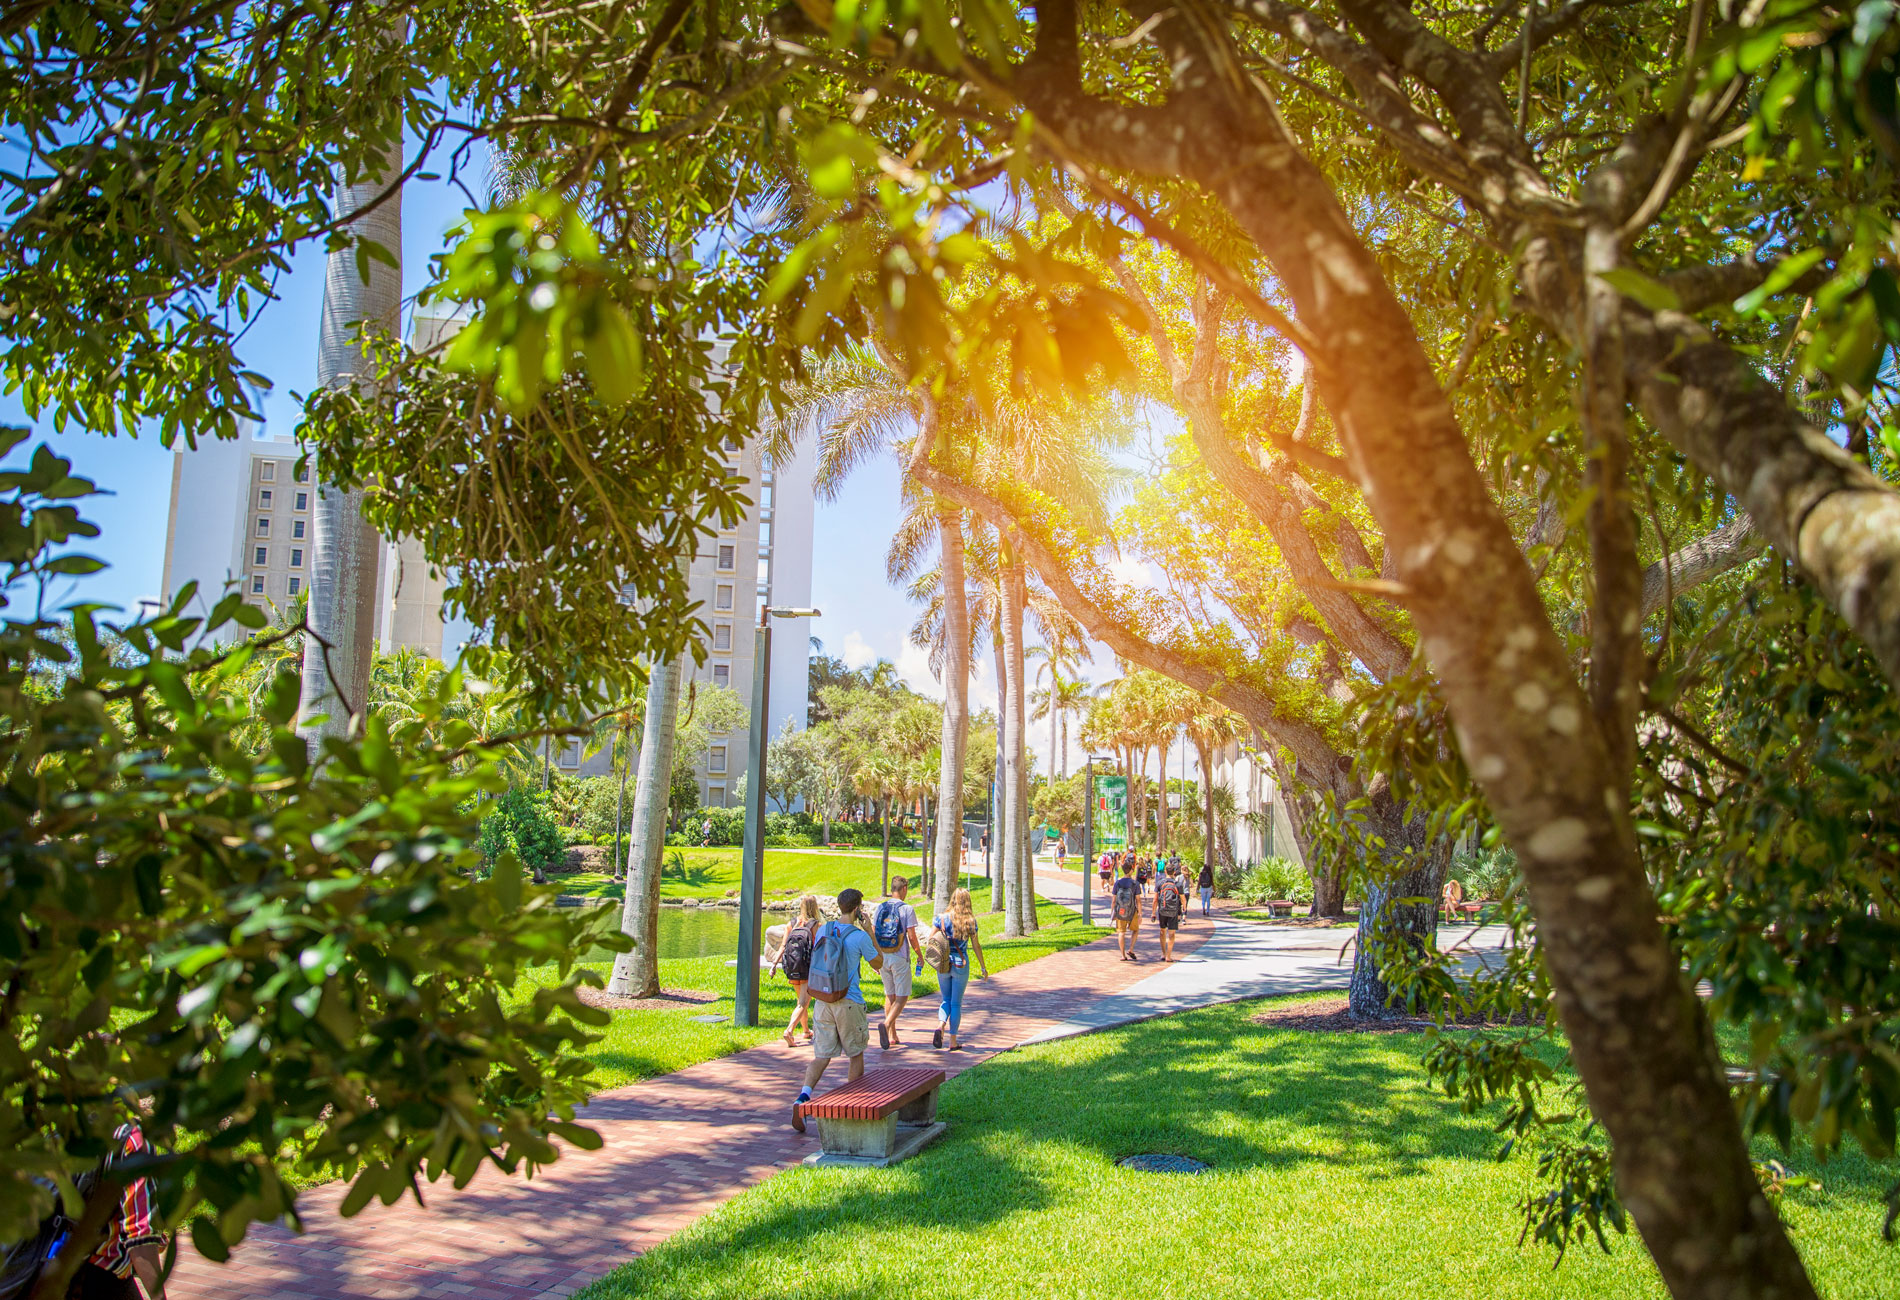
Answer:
[
  {"left": 814, "top": 1114, "right": 899, "bottom": 1160},
  {"left": 896, "top": 1087, "right": 939, "bottom": 1126}
]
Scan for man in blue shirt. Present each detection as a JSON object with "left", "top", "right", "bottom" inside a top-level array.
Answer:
[{"left": 792, "top": 888, "right": 884, "bottom": 1131}]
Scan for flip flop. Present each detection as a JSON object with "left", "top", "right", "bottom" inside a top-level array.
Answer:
[
  {"left": 933, "top": 1028, "right": 944, "bottom": 1048},
  {"left": 878, "top": 1022, "right": 890, "bottom": 1051},
  {"left": 791, "top": 1102, "right": 807, "bottom": 1133}
]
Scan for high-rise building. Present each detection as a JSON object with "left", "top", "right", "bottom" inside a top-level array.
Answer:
[{"left": 158, "top": 421, "right": 447, "bottom": 656}]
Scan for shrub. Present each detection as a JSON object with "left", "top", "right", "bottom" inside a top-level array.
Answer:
[
  {"left": 1450, "top": 843, "right": 1519, "bottom": 901},
  {"left": 1238, "top": 856, "right": 1313, "bottom": 906},
  {"left": 477, "top": 786, "right": 567, "bottom": 877}
]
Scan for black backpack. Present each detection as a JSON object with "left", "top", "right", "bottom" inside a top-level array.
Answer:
[
  {"left": 1157, "top": 878, "right": 1184, "bottom": 918},
  {"left": 0, "top": 1164, "right": 107, "bottom": 1300},
  {"left": 779, "top": 921, "right": 816, "bottom": 981}
]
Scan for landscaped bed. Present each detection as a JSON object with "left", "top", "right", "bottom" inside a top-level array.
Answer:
[
  {"left": 508, "top": 888, "right": 1106, "bottom": 1092},
  {"left": 556, "top": 845, "right": 969, "bottom": 902},
  {"left": 574, "top": 993, "right": 1895, "bottom": 1300}
]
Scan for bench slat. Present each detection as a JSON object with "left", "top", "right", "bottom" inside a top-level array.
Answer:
[{"left": 803, "top": 1067, "right": 945, "bottom": 1120}]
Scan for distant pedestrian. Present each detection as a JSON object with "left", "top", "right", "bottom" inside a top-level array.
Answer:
[
  {"left": 701, "top": 818, "right": 712, "bottom": 848},
  {"left": 1112, "top": 860, "right": 1143, "bottom": 960},
  {"left": 775, "top": 894, "right": 821, "bottom": 1048},
  {"left": 1197, "top": 859, "right": 1215, "bottom": 917},
  {"left": 1055, "top": 838, "right": 1067, "bottom": 870},
  {"left": 1136, "top": 854, "right": 1154, "bottom": 896},
  {"left": 1153, "top": 862, "right": 1187, "bottom": 962},
  {"left": 65, "top": 1122, "right": 166, "bottom": 1300},
  {"left": 929, "top": 887, "right": 988, "bottom": 1051},
  {"left": 791, "top": 888, "right": 884, "bottom": 1131},
  {"left": 871, "top": 876, "right": 923, "bottom": 1050},
  {"left": 1097, "top": 851, "right": 1113, "bottom": 895}
]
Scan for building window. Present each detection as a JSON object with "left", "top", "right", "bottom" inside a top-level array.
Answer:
[
  {"left": 254, "top": 546, "right": 267, "bottom": 566},
  {"left": 294, "top": 464, "right": 308, "bottom": 483},
  {"left": 255, "top": 517, "right": 269, "bottom": 536},
  {"left": 708, "top": 784, "right": 726, "bottom": 808},
  {"left": 558, "top": 739, "right": 582, "bottom": 769},
  {"left": 290, "top": 548, "right": 303, "bottom": 567},
  {"left": 260, "top": 462, "right": 276, "bottom": 481},
  {"left": 715, "top": 584, "right": 733, "bottom": 611},
  {"left": 712, "top": 663, "right": 730, "bottom": 689},
  {"left": 258, "top": 488, "right": 272, "bottom": 508},
  {"left": 759, "top": 520, "right": 772, "bottom": 546},
  {"left": 295, "top": 491, "right": 308, "bottom": 510},
  {"left": 761, "top": 482, "right": 774, "bottom": 509},
  {"left": 288, "top": 576, "right": 300, "bottom": 596},
  {"left": 250, "top": 575, "right": 264, "bottom": 594},
  {"left": 292, "top": 519, "right": 305, "bottom": 539},
  {"left": 717, "top": 543, "right": 735, "bottom": 571},
  {"left": 709, "top": 745, "right": 727, "bottom": 774},
  {"left": 713, "top": 622, "right": 731, "bottom": 651}
]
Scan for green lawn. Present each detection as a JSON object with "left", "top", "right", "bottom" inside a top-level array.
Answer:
[
  {"left": 556, "top": 846, "right": 954, "bottom": 901},
  {"left": 575, "top": 993, "right": 1896, "bottom": 1300},
  {"left": 510, "top": 887, "right": 1106, "bottom": 1092}
]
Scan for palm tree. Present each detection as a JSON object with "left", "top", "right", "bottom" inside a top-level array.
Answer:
[
  {"left": 854, "top": 751, "right": 902, "bottom": 894},
  {"left": 607, "top": 654, "right": 684, "bottom": 999},
  {"left": 588, "top": 696, "right": 646, "bottom": 881},
  {"left": 297, "top": 137, "right": 400, "bottom": 755}
]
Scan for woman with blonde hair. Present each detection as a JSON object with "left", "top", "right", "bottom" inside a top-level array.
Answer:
[
  {"left": 775, "top": 895, "right": 821, "bottom": 1047},
  {"left": 930, "top": 887, "right": 988, "bottom": 1051}
]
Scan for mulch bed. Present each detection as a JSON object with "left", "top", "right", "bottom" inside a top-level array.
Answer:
[
  {"left": 576, "top": 986, "right": 721, "bottom": 1012},
  {"left": 1250, "top": 997, "right": 1532, "bottom": 1034}
]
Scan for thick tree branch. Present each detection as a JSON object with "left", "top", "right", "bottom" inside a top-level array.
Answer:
[{"left": 1640, "top": 515, "right": 1762, "bottom": 617}]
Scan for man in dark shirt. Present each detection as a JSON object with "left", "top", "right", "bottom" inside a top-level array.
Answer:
[{"left": 1111, "top": 860, "right": 1143, "bottom": 961}]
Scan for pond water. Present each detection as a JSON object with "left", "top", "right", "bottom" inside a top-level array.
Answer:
[{"left": 656, "top": 906, "right": 742, "bottom": 960}]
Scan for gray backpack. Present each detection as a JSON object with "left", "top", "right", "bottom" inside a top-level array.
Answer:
[{"left": 807, "top": 921, "right": 856, "bottom": 1003}]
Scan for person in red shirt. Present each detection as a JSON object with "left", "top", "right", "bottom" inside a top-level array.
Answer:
[{"left": 68, "top": 1125, "right": 166, "bottom": 1300}]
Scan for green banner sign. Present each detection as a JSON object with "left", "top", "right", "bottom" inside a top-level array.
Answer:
[{"left": 1093, "top": 774, "right": 1128, "bottom": 849}]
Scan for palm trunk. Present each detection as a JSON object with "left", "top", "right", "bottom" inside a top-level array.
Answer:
[
  {"left": 607, "top": 655, "right": 682, "bottom": 998},
  {"left": 1157, "top": 734, "right": 1170, "bottom": 853},
  {"left": 880, "top": 794, "right": 891, "bottom": 894},
  {"left": 297, "top": 139, "right": 399, "bottom": 753},
  {"left": 932, "top": 505, "right": 970, "bottom": 915},
  {"left": 612, "top": 736, "right": 631, "bottom": 881},
  {"left": 990, "top": 631, "right": 1007, "bottom": 915},
  {"left": 1001, "top": 555, "right": 1033, "bottom": 936}
]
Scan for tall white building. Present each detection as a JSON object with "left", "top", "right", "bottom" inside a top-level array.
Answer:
[{"left": 158, "top": 421, "right": 446, "bottom": 656}]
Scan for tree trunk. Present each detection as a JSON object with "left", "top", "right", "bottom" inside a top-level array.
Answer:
[
  {"left": 612, "top": 737, "right": 631, "bottom": 881},
  {"left": 991, "top": 632, "right": 1008, "bottom": 914},
  {"left": 1347, "top": 798, "right": 1447, "bottom": 1018},
  {"left": 880, "top": 794, "right": 891, "bottom": 895},
  {"left": 933, "top": 505, "right": 970, "bottom": 915},
  {"left": 608, "top": 655, "right": 682, "bottom": 999},
  {"left": 1157, "top": 733, "right": 1170, "bottom": 853},
  {"left": 1002, "top": 555, "right": 1035, "bottom": 935},
  {"left": 298, "top": 138, "right": 399, "bottom": 754}
]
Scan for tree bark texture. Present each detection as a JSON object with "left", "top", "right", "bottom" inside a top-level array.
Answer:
[
  {"left": 1000, "top": 552, "right": 1029, "bottom": 936},
  {"left": 1006, "top": 558, "right": 1038, "bottom": 930},
  {"left": 298, "top": 139, "right": 398, "bottom": 751},
  {"left": 933, "top": 505, "right": 971, "bottom": 916},
  {"left": 992, "top": 632, "right": 1008, "bottom": 914},
  {"left": 608, "top": 654, "right": 682, "bottom": 999}
]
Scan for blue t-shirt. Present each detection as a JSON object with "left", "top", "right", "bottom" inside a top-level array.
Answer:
[{"left": 828, "top": 922, "right": 881, "bottom": 1004}]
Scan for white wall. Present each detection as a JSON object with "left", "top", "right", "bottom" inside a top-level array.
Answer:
[{"left": 767, "top": 433, "right": 817, "bottom": 740}]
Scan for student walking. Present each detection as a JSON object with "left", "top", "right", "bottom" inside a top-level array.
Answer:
[
  {"left": 1111, "top": 860, "right": 1143, "bottom": 960},
  {"left": 791, "top": 889, "right": 884, "bottom": 1131},
  {"left": 871, "top": 876, "right": 923, "bottom": 1049},
  {"left": 1097, "top": 850, "right": 1114, "bottom": 896},
  {"left": 775, "top": 895, "right": 821, "bottom": 1047},
  {"left": 1136, "top": 854, "right": 1154, "bottom": 897},
  {"left": 1153, "top": 862, "right": 1187, "bottom": 962},
  {"left": 928, "top": 887, "right": 987, "bottom": 1050},
  {"left": 1197, "top": 859, "right": 1215, "bottom": 918}
]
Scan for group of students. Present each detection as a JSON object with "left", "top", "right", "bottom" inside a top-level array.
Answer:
[
  {"left": 771, "top": 878, "right": 989, "bottom": 1132},
  {"left": 1099, "top": 850, "right": 1215, "bottom": 963}
]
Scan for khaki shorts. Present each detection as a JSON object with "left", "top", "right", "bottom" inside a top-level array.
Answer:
[
  {"left": 878, "top": 952, "right": 913, "bottom": 999},
  {"left": 811, "top": 997, "right": 870, "bottom": 1060},
  {"left": 1115, "top": 910, "right": 1141, "bottom": 932}
]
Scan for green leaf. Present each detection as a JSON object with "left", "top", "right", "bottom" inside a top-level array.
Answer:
[
  {"left": 1734, "top": 248, "right": 1829, "bottom": 315},
  {"left": 1596, "top": 268, "right": 1681, "bottom": 313}
]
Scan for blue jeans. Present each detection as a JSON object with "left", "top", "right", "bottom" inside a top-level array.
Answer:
[
  {"left": 939, "top": 967, "right": 969, "bottom": 1035},
  {"left": 1200, "top": 887, "right": 1213, "bottom": 914}
]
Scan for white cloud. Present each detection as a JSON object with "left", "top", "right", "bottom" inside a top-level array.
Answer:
[
  {"left": 1106, "top": 555, "right": 1158, "bottom": 590},
  {"left": 840, "top": 629, "right": 876, "bottom": 670},
  {"left": 896, "top": 641, "right": 943, "bottom": 700}
]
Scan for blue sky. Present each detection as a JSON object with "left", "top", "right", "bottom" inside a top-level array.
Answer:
[{"left": 0, "top": 143, "right": 1135, "bottom": 774}]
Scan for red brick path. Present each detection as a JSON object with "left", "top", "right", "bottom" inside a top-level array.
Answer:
[{"left": 167, "top": 914, "right": 1210, "bottom": 1300}]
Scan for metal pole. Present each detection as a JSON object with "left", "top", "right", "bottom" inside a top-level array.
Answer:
[
  {"left": 735, "top": 616, "right": 773, "bottom": 1029},
  {"left": 1081, "top": 757, "right": 1093, "bottom": 926}
]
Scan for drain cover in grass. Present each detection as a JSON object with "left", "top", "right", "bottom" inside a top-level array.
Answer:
[
  {"left": 1116, "top": 1153, "right": 1208, "bottom": 1174},
  {"left": 689, "top": 1015, "right": 729, "bottom": 1024}
]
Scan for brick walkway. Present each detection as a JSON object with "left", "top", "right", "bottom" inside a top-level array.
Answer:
[{"left": 167, "top": 912, "right": 1211, "bottom": 1300}]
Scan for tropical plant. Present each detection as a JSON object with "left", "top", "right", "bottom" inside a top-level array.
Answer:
[{"left": 476, "top": 787, "right": 567, "bottom": 884}]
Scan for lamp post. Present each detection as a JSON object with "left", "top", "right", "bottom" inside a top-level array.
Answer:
[{"left": 734, "top": 604, "right": 821, "bottom": 1029}]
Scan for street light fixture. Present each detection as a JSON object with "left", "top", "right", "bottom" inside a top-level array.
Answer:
[
  {"left": 734, "top": 604, "right": 822, "bottom": 1029},
  {"left": 1080, "top": 754, "right": 1116, "bottom": 926}
]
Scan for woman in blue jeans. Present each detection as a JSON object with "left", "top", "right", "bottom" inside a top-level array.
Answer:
[{"left": 933, "top": 887, "right": 988, "bottom": 1051}]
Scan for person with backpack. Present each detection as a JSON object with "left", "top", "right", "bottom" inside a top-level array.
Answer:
[
  {"left": 925, "top": 887, "right": 987, "bottom": 1050},
  {"left": 774, "top": 895, "right": 821, "bottom": 1048},
  {"left": 1197, "top": 858, "right": 1215, "bottom": 918},
  {"left": 5, "top": 1123, "right": 167, "bottom": 1300},
  {"left": 1097, "top": 850, "right": 1113, "bottom": 897},
  {"left": 871, "top": 876, "right": 923, "bottom": 1050},
  {"left": 1111, "top": 859, "right": 1143, "bottom": 960},
  {"left": 1152, "top": 862, "right": 1187, "bottom": 962},
  {"left": 1136, "top": 854, "right": 1154, "bottom": 897},
  {"left": 791, "top": 888, "right": 883, "bottom": 1131}
]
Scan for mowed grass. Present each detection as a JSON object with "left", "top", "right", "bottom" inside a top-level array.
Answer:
[
  {"left": 509, "top": 887, "right": 1106, "bottom": 1092},
  {"left": 557, "top": 846, "right": 942, "bottom": 901},
  {"left": 574, "top": 994, "right": 1897, "bottom": 1300}
]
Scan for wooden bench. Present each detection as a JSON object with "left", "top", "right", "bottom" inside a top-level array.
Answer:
[
  {"left": 796, "top": 1066, "right": 947, "bottom": 1168},
  {"left": 827, "top": 842, "right": 855, "bottom": 850},
  {"left": 1442, "top": 881, "right": 1487, "bottom": 924}
]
